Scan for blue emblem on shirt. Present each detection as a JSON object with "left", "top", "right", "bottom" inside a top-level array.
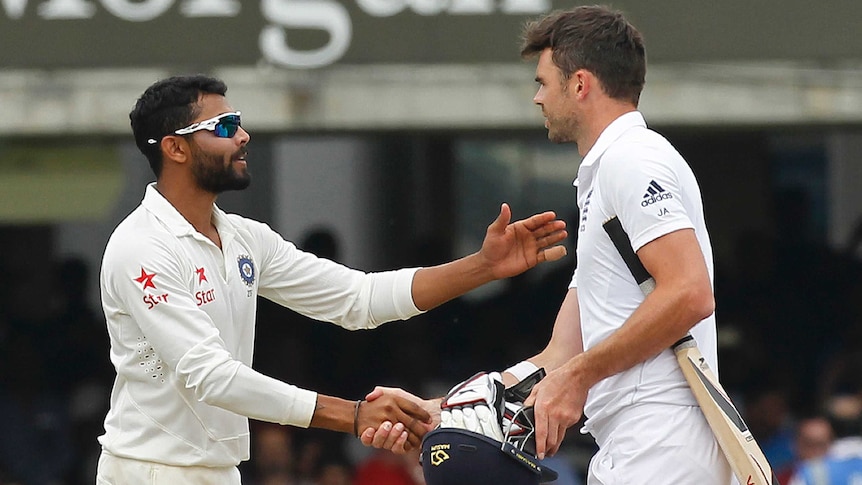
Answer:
[{"left": 237, "top": 255, "right": 255, "bottom": 286}]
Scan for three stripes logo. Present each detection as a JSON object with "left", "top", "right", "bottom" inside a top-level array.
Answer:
[{"left": 641, "top": 180, "right": 673, "bottom": 207}]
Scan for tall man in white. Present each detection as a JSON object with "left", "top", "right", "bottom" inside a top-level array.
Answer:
[{"left": 364, "top": 6, "right": 735, "bottom": 485}]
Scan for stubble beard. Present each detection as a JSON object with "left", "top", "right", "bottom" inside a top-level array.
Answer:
[{"left": 547, "top": 115, "right": 579, "bottom": 144}]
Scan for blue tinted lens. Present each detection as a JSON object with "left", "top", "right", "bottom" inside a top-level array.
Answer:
[{"left": 214, "top": 115, "right": 241, "bottom": 138}]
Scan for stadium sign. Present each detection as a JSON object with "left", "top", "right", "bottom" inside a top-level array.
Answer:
[{"left": 0, "top": 0, "right": 549, "bottom": 68}]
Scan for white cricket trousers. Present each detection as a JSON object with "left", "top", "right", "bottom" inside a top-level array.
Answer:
[
  {"left": 96, "top": 450, "right": 242, "bottom": 485},
  {"left": 584, "top": 403, "right": 738, "bottom": 485}
]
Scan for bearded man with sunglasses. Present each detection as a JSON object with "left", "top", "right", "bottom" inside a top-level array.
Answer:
[{"left": 95, "top": 74, "right": 568, "bottom": 484}]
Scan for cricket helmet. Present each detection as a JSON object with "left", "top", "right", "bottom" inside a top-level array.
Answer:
[{"left": 420, "top": 428, "right": 558, "bottom": 485}]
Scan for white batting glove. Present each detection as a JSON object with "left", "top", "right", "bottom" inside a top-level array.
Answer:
[{"left": 439, "top": 372, "right": 506, "bottom": 442}]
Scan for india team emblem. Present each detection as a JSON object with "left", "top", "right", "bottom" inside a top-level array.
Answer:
[{"left": 237, "top": 255, "right": 255, "bottom": 286}]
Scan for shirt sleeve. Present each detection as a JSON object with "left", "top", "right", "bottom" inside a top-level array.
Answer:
[
  {"left": 102, "top": 233, "right": 318, "bottom": 427},
  {"left": 244, "top": 219, "right": 422, "bottom": 329},
  {"left": 598, "top": 139, "right": 694, "bottom": 251}
]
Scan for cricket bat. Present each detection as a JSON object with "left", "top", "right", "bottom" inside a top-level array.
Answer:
[{"left": 602, "top": 216, "right": 778, "bottom": 485}]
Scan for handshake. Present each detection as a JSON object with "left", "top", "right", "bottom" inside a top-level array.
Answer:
[
  {"left": 360, "top": 368, "right": 545, "bottom": 455},
  {"left": 361, "top": 369, "right": 557, "bottom": 484}
]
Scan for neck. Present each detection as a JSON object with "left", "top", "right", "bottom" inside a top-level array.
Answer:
[
  {"left": 577, "top": 102, "right": 638, "bottom": 157},
  {"left": 154, "top": 179, "right": 218, "bottom": 234}
]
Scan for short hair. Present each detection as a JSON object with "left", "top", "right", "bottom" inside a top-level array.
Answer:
[
  {"left": 520, "top": 5, "right": 646, "bottom": 105},
  {"left": 129, "top": 75, "right": 228, "bottom": 177}
]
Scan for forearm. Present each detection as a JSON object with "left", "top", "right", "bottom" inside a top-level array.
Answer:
[
  {"left": 411, "top": 252, "right": 494, "bottom": 311},
  {"left": 309, "top": 395, "right": 356, "bottom": 434},
  {"left": 566, "top": 283, "right": 710, "bottom": 389},
  {"left": 503, "top": 289, "right": 583, "bottom": 387}
]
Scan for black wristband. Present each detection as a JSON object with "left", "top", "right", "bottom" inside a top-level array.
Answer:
[{"left": 353, "top": 399, "right": 363, "bottom": 437}]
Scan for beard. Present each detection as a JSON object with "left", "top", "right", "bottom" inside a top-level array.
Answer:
[
  {"left": 191, "top": 148, "right": 251, "bottom": 193},
  {"left": 546, "top": 110, "right": 579, "bottom": 144}
]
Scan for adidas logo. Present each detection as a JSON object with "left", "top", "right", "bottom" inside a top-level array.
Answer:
[{"left": 641, "top": 180, "right": 673, "bottom": 207}]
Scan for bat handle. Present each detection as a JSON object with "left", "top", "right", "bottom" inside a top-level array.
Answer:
[{"left": 672, "top": 333, "right": 695, "bottom": 352}]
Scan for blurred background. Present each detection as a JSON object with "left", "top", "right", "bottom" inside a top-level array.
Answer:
[{"left": 2, "top": 1, "right": 862, "bottom": 484}]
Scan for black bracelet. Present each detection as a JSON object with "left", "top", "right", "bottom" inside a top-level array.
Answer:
[{"left": 353, "top": 399, "right": 363, "bottom": 437}]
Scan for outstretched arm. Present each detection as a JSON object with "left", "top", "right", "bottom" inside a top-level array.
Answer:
[{"left": 411, "top": 203, "right": 567, "bottom": 311}]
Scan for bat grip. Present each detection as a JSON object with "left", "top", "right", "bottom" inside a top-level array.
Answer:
[{"left": 672, "top": 333, "right": 696, "bottom": 352}]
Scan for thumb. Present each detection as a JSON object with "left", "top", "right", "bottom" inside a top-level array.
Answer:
[
  {"left": 489, "top": 203, "right": 512, "bottom": 234},
  {"left": 366, "top": 387, "right": 384, "bottom": 401},
  {"left": 524, "top": 387, "right": 538, "bottom": 407}
]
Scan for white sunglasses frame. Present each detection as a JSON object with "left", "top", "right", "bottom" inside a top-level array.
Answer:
[{"left": 147, "top": 111, "right": 242, "bottom": 145}]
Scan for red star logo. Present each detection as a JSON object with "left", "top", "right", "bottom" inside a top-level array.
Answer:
[
  {"left": 196, "top": 267, "right": 208, "bottom": 284},
  {"left": 134, "top": 267, "right": 157, "bottom": 290}
]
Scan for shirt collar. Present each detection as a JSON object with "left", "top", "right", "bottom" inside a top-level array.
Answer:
[
  {"left": 573, "top": 111, "right": 646, "bottom": 187},
  {"left": 140, "top": 182, "right": 235, "bottom": 241}
]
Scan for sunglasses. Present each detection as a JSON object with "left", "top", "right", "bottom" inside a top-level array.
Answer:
[{"left": 147, "top": 111, "right": 242, "bottom": 144}]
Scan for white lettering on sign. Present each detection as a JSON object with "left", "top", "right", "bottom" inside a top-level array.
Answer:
[
  {"left": 181, "top": 0, "right": 238, "bottom": 16},
  {"left": 501, "top": 0, "right": 548, "bottom": 14},
  {"left": 1, "top": 0, "right": 29, "bottom": 18},
  {"left": 37, "top": 0, "right": 96, "bottom": 19},
  {"left": 260, "top": 0, "right": 351, "bottom": 69},
  {"left": 4, "top": 0, "right": 550, "bottom": 67},
  {"left": 101, "top": 0, "right": 172, "bottom": 22},
  {"left": 448, "top": 0, "right": 494, "bottom": 15}
]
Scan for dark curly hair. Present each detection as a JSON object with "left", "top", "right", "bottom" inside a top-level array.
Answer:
[
  {"left": 520, "top": 5, "right": 646, "bottom": 105},
  {"left": 129, "top": 75, "right": 228, "bottom": 177}
]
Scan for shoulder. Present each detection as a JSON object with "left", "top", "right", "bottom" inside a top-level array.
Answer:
[
  {"left": 102, "top": 209, "right": 184, "bottom": 274},
  {"left": 604, "top": 128, "right": 679, "bottom": 165}
]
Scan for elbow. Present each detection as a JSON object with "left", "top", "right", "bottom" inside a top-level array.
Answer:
[{"left": 684, "top": 283, "right": 715, "bottom": 323}]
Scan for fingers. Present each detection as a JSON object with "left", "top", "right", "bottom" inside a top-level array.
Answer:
[
  {"left": 520, "top": 210, "right": 559, "bottom": 231},
  {"left": 360, "top": 422, "right": 412, "bottom": 454},
  {"left": 395, "top": 395, "right": 432, "bottom": 424},
  {"left": 535, "top": 410, "right": 548, "bottom": 459},
  {"left": 541, "top": 245, "right": 568, "bottom": 263}
]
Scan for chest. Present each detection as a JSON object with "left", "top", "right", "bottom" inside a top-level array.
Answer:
[{"left": 182, "top": 237, "right": 259, "bottom": 341}]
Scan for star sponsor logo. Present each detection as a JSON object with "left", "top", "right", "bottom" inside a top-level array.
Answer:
[
  {"left": 195, "top": 288, "right": 216, "bottom": 307},
  {"left": 196, "top": 267, "right": 208, "bottom": 285},
  {"left": 134, "top": 267, "right": 157, "bottom": 290},
  {"left": 134, "top": 267, "right": 169, "bottom": 309}
]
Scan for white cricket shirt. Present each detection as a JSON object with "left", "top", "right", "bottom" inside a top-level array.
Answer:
[
  {"left": 570, "top": 111, "right": 718, "bottom": 427},
  {"left": 99, "top": 184, "right": 420, "bottom": 467}
]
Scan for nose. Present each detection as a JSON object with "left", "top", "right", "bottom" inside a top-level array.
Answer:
[
  {"left": 533, "top": 87, "right": 543, "bottom": 106},
  {"left": 237, "top": 126, "right": 250, "bottom": 144}
]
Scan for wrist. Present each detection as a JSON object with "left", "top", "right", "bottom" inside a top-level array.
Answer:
[
  {"left": 565, "top": 353, "right": 600, "bottom": 390},
  {"left": 504, "top": 360, "right": 540, "bottom": 382},
  {"left": 309, "top": 395, "right": 355, "bottom": 435},
  {"left": 353, "top": 399, "right": 363, "bottom": 437}
]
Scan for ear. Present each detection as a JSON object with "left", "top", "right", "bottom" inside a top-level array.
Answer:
[
  {"left": 159, "top": 135, "right": 192, "bottom": 165},
  {"left": 570, "top": 69, "right": 590, "bottom": 99}
]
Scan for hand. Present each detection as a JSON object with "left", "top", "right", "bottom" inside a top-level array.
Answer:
[
  {"left": 360, "top": 387, "right": 438, "bottom": 454},
  {"left": 524, "top": 363, "right": 588, "bottom": 459},
  {"left": 355, "top": 390, "right": 432, "bottom": 451},
  {"left": 479, "top": 203, "right": 568, "bottom": 280}
]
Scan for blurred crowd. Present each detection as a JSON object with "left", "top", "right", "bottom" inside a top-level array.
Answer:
[{"left": 1, "top": 206, "right": 862, "bottom": 484}]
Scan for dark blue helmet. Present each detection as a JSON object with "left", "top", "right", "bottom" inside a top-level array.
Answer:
[{"left": 421, "top": 428, "right": 558, "bottom": 485}]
